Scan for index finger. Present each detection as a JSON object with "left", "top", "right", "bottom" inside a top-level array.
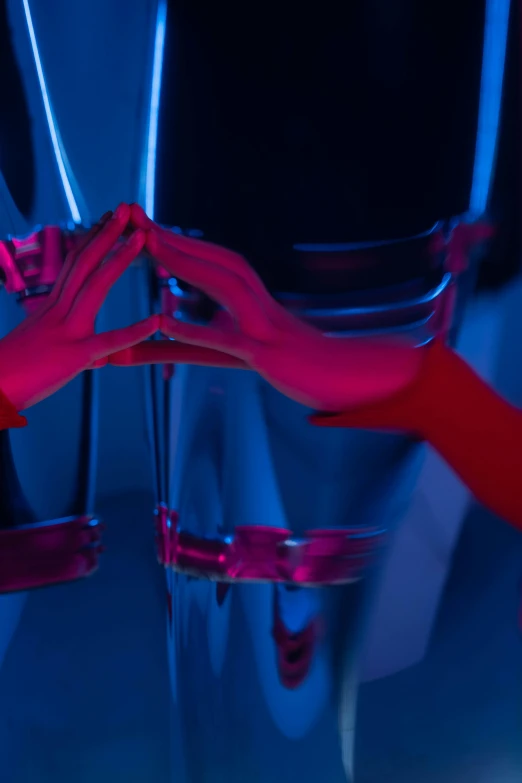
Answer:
[
  {"left": 131, "top": 203, "right": 277, "bottom": 311},
  {"left": 57, "top": 204, "right": 131, "bottom": 312},
  {"left": 146, "top": 231, "right": 276, "bottom": 342},
  {"left": 47, "top": 211, "right": 113, "bottom": 305}
]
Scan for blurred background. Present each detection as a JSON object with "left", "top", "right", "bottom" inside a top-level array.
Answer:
[{"left": 0, "top": 1, "right": 520, "bottom": 781}]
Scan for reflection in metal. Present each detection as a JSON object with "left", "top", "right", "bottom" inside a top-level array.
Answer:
[
  {"left": 469, "top": 0, "right": 511, "bottom": 214},
  {"left": 0, "top": 225, "right": 78, "bottom": 303},
  {"left": 0, "top": 515, "right": 103, "bottom": 593},
  {"left": 155, "top": 507, "right": 386, "bottom": 585},
  {"left": 293, "top": 223, "right": 437, "bottom": 253},
  {"left": 154, "top": 221, "right": 492, "bottom": 782},
  {"left": 0, "top": 225, "right": 104, "bottom": 591},
  {"left": 137, "top": 0, "right": 171, "bottom": 534},
  {"left": 165, "top": 366, "right": 417, "bottom": 783},
  {"left": 143, "top": 0, "right": 167, "bottom": 219},
  {"left": 21, "top": 0, "right": 85, "bottom": 224}
]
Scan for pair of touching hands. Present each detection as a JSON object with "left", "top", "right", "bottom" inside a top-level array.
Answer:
[{"left": 0, "top": 203, "right": 423, "bottom": 414}]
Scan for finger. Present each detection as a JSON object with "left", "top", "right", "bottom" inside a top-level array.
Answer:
[
  {"left": 58, "top": 203, "right": 131, "bottom": 313},
  {"left": 146, "top": 232, "right": 276, "bottom": 342},
  {"left": 132, "top": 203, "right": 290, "bottom": 332},
  {"left": 105, "top": 340, "right": 249, "bottom": 369},
  {"left": 74, "top": 211, "right": 114, "bottom": 256},
  {"left": 159, "top": 314, "right": 251, "bottom": 360},
  {"left": 72, "top": 230, "right": 146, "bottom": 319},
  {"left": 129, "top": 203, "right": 152, "bottom": 231},
  {"left": 86, "top": 314, "right": 160, "bottom": 361},
  {"left": 90, "top": 357, "right": 108, "bottom": 369},
  {"left": 46, "top": 211, "right": 113, "bottom": 306},
  {"left": 132, "top": 203, "right": 277, "bottom": 311}
]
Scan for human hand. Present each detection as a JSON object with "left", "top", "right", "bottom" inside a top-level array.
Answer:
[
  {"left": 110, "top": 205, "right": 424, "bottom": 413},
  {"left": 0, "top": 204, "right": 158, "bottom": 411}
]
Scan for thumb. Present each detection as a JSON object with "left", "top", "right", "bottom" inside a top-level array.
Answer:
[
  {"left": 107, "top": 340, "right": 250, "bottom": 368},
  {"left": 87, "top": 315, "right": 159, "bottom": 361}
]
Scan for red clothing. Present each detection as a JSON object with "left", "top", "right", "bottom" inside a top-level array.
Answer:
[
  {"left": 0, "top": 387, "right": 26, "bottom": 431},
  {"left": 311, "top": 340, "right": 522, "bottom": 530}
]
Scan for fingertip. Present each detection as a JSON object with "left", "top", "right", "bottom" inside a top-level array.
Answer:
[
  {"left": 128, "top": 228, "right": 146, "bottom": 246},
  {"left": 158, "top": 312, "right": 173, "bottom": 331},
  {"left": 114, "top": 203, "right": 131, "bottom": 223},
  {"left": 130, "top": 203, "right": 149, "bottom": 225}
]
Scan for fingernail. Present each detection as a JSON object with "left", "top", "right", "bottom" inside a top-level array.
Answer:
[
  {"left": 91, "top": 211, "right": 112, "bottom": 230},
  {"left": 113, "top": 203, "right": 128, "bottom": 220}
]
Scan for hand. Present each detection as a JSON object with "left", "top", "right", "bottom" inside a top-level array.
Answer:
[
  {"left": 0, "top": 204, "right": 158, "bottom": 411},
  {"left": 112, "top": 205, "right": 424, "bottom": 412}
]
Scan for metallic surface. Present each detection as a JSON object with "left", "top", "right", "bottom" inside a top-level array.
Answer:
[
  {"left": 0, "top": 515, "right": 103, "bottom": 593},
  {"left": 158, "top": 224, "right": 490, "bottom": 783},
  {"left": 0, "top": 224, "right": 105, "bottom": 592}
]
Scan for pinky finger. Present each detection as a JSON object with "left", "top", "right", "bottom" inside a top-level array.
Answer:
[{"left": 87, "top": 315, "right": 160, "bottom": 361}]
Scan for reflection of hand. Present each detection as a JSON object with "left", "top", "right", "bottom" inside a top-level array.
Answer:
[
  {"left": 112, "top": 204, "right": 424, "bottom": 412},
  {"left": 0, "top": 204, "right": 158, "bottom": 411}
]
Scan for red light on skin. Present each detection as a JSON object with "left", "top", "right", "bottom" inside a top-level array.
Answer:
[{"left": 21, "top": 296, "right": 48, "bottom": 315}]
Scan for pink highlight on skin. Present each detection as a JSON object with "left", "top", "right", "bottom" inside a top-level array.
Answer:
[{"left": 0, "top": 208, "right": 157, "bottom": 412}]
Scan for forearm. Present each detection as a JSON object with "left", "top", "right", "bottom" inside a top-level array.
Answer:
[
  {"left": 418, "top": 343, "right": 522, "bottom": 527},
  {"left": 311, "top": 341, "right": 522, "bottom": 529}
]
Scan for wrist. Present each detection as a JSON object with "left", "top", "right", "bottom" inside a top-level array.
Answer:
[
  {"left": 309, "top": 338, "right": 438, "bottom": 433},
  {"left": 331, "top": 336, "right": 427, "bottom": 413}
]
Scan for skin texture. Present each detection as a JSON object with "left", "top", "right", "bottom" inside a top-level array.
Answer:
[
  {"left": 0, "top": 204, "right": 158, "bottom": 411},
  {"left": 106, "top": 205, "right": 521, "bottom": 529},
  {"left": 0, "top": 204, "right": 518, "bottom": 527},
  {"left": 107, "top": 204, "right": 424, "bottom": 412}
]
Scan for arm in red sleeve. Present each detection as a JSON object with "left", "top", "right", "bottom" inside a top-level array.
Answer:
[
  {"left": 0, "top": 387, "right": 27, "bottom": 431},
  {"left": 310, "top": 340, "right": 522, "bottom": 530}
]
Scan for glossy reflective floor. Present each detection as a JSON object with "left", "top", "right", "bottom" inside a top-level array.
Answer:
[{"left": 0, "top": 492, "right": 520, "bottom": 783}]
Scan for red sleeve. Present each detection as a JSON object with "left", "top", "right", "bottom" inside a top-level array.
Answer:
[
  {"left": 310, "top": 339, "right": 522, "bottom": 530},
  {"left": 0, "top": 387, "right": 27, "bottom": 431}
]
